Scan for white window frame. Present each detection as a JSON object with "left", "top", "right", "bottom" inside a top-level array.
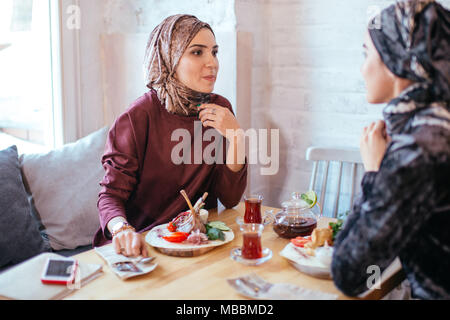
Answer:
[{"left": 49, "top": 0, "right": 82, "bottom": 146}]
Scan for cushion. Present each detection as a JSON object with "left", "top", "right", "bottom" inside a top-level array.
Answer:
[
  {"left": 0, "top": 146, "right": 50, "bottom": 270},
  {"left": 20, "top": 127, "right": 108, "bottom": 250}
]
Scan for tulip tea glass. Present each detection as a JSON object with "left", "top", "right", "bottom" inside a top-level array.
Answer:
[
  {"left": 244, "top": 194, "right": 263, "bottom": 223},
  {"left": 230, "top": 219, "right": 272, "bottom": 266}
]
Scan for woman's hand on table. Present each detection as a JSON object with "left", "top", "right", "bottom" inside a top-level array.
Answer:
[
  {"left": 112, "top": 230, "right": 149, "bottom": 258},
  {"left": 360, "top": 120, "right": 391, "bottom": 172}
]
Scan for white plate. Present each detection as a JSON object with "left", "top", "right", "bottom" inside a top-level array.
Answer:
[
  {"left": 279, "top": 243, "right": 332, "bottom": 279},
  {"left": 145, "top": 223, "right": 234, "bottom": 257}
]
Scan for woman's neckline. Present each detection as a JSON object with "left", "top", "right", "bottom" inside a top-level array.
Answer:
[{"left": 149, "top": 88, "right": 216, "bottom": 121}]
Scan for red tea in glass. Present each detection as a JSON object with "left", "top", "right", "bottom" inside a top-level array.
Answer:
[
  {"left": 242, "top": 232, "right": 262, "bottom": 259},
  {"left": 244, "top": 195, "right": 263, "bottom": 223}
]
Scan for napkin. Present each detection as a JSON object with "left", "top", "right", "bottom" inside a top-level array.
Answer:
[
  {"left": 227, "top": 273, "right": 338, "bottom": 300},
  {"left": 94, "top": 245, "right": 157, "bottom": 280}
]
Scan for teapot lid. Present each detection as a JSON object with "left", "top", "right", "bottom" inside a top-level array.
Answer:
[{"left": 281, "top": 192, "right": 309, "bottom": 209}]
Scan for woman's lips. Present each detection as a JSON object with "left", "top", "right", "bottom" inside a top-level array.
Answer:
[{"left": 203, "top": 75, "right": 216, "bottom": 82}]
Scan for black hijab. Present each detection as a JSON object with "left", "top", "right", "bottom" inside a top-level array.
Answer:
[
  {"left": 369, "top": 0, "right": 450, "bottom": 101},
  {"left": 368, "top": 0, "right": 450, "bottom": 135}
]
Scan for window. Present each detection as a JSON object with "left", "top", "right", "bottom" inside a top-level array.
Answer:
[{"left": 0, "top": 0, "right": 54, "bottom": 153}]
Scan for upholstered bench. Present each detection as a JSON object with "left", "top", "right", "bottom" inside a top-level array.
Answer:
[{"left": 0, "top": 127, "right": 108, "bottom": 272}]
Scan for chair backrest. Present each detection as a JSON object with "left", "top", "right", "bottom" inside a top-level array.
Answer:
[
  {"left": 306, "top": 147, "right": 407, "bottom": 299},
  {"left": 306, "top": 146, "right": 364, "bottom": 218}
]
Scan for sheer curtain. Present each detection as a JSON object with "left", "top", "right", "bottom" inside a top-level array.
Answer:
[{"left": 0, "top": 0, "right": 54, "bottom": 154}]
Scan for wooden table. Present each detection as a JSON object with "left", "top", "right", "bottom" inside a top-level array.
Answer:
[{"left": 67, "top": 203, "right": 351, "bottom": 300}]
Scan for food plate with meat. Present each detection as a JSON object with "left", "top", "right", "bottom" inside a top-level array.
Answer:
[{"left": 145, "top": 223, "right": 234, "bottom": 257}]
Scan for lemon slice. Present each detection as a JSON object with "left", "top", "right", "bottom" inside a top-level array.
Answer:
[{"left": 300, "top": 191, "right": 317, "bottom": 208}]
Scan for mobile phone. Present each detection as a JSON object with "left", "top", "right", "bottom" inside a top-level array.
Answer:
[{"left": 41, "top": 257, "right": 78, "bottom": 285}]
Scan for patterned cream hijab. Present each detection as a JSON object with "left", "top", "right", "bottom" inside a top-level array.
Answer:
[{"left": 144, "top": 14, "right": 214, "bottom": 116}]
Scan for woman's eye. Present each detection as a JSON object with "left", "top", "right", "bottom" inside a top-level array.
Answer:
[
  {"left": 212, "top": 50, "right": 218, "bottom": 57},
  {"left": 192, "top": 50, "right": 202, "bottom": 56}
]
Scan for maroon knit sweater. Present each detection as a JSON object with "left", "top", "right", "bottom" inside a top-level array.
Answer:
[{"left": 93, "top": 89, "right": 248, "bottom": 247}]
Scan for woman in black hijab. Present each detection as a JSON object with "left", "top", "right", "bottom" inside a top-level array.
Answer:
[{"left": 331, "top": 0, "right": 450, "bottom": 299}]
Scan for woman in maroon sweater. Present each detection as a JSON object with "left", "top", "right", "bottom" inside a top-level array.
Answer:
[{"left": 93, "top": 15, "right": 248, "bottom": 257}]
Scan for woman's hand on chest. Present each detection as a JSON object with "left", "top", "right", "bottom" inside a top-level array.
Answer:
[{"left": 198, "top": 104, "right": 241, "bottom": 141}]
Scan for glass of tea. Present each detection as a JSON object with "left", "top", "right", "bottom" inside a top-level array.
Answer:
[
  {"left": 241, "top": 223, "right": 264, "bottom": 259},
  {"left": 244, "top": 194, "right": 264, "bottom": 223},
  {"left": 230, "top": 219, "right": 272, "bottom": 266}
]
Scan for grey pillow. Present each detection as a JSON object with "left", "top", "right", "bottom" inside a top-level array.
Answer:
[
  {"left": 0, "top": 146, "right": 50, "bottom": 270},
  {"left": 20, "top": 127, "right": 108, "bottom": 250}
]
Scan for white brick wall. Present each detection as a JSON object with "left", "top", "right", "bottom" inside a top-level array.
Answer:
[
  {"left": 76, "top": 0, "right": 236, "bottom": 134},
  {"left": 237, "top": 0, "right": 450, "bottom": 212},
  {"left": 76, "top": 0, "right": 449, "bottom": 214}
]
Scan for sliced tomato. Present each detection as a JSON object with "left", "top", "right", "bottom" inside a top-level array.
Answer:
[
  {"left": 163, "top": 232, "right": 190, "bottom": 243},
  {"left": 290, "top": 237, "right": 311, "bottom": 247}
]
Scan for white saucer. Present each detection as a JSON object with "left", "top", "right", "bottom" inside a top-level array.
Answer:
[{"left": 230, "top": 247, "right": 272, "bottom": 266}]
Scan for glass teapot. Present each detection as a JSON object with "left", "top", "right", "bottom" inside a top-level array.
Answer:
[{"left": 264, "top": 192, "right": 322, "bottom": 239}]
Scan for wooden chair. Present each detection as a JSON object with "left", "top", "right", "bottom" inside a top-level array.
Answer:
[
  {"left": 306, "top": 146, "right": 364, "bottom": 218},
  {"left": 359, "top": 258, "right": 407, "bottom": 300},
  {"left": 306, "top": 146, "right": 406, "bottom": 299}
]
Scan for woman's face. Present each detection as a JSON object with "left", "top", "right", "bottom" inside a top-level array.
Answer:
[
  {"left": 175, "top": 28, "right": 219, "bottom": 93},
  {"left": 361, "top": 31, "right": 396, "bottom": 104}
]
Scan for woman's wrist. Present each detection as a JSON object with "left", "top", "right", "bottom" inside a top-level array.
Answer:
[
  {"left": 107, "top": 217, "right": 129, "bottom": 237},
  {"left": 224, "top": 123, "right": 244, "bottom": 141},
  {"left": 226, "top": 130, "right": 245, "bottom": 172}
]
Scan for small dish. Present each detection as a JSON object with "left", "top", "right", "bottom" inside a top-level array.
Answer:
[
  {"left": 230, "top": 247, "right": 272, "bottom": 266},
  {"left": 279, "top": 243, "right": 332, "bottom": 279}
]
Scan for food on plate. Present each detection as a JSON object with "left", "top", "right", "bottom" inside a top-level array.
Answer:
[
  {"left": 162, "top": 232, "right": 190, "bottom": 243},
  {"left": 307, "top": 228, "right": 333, "bottom": 248},
  {"left": 280, "top": 241, "right": 333, "bottom": 278},
  {"left": 314, "top": 244, "right": 333, "bottom": 267},
  {"left": 303, "top": 228, "right": 333, "bottom": 256},
  {"left": 205, "top": 223, "right": 226, "bottom": 241},
  {"left": 161, "top": 220, "right": 230, "bottom": 245},
  {"left": 207, "top": 221, "right": 230, "bottom": 231},
  {"left": 167, "top": 221, "right": 177, "bottom": 232},
  {"left": 199, "top": 209, "right": 209, "bottom": 224},
  {"left": 169, "top": 191, "right": 209, "bottom": 234},
  {"left": 328, "top": 219, "right": 344, "bottom": 241},
  {"left": 281, "top": 215, "right": 344, "bottom": 275},
  {"left": 160, "top": 190, "right": 231, "bottom": 245},
  {"left": 291, "top": 221, "right": 342, "bottom": 257},
  {"left": 184, "top": 229, "right": 209, "bottom": 245},
  {"left": 171, "top": 209, "right": 206, "bottom": 233},
  {"left": 290, "top": 236, "right": 311, "bottom": 248}
]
